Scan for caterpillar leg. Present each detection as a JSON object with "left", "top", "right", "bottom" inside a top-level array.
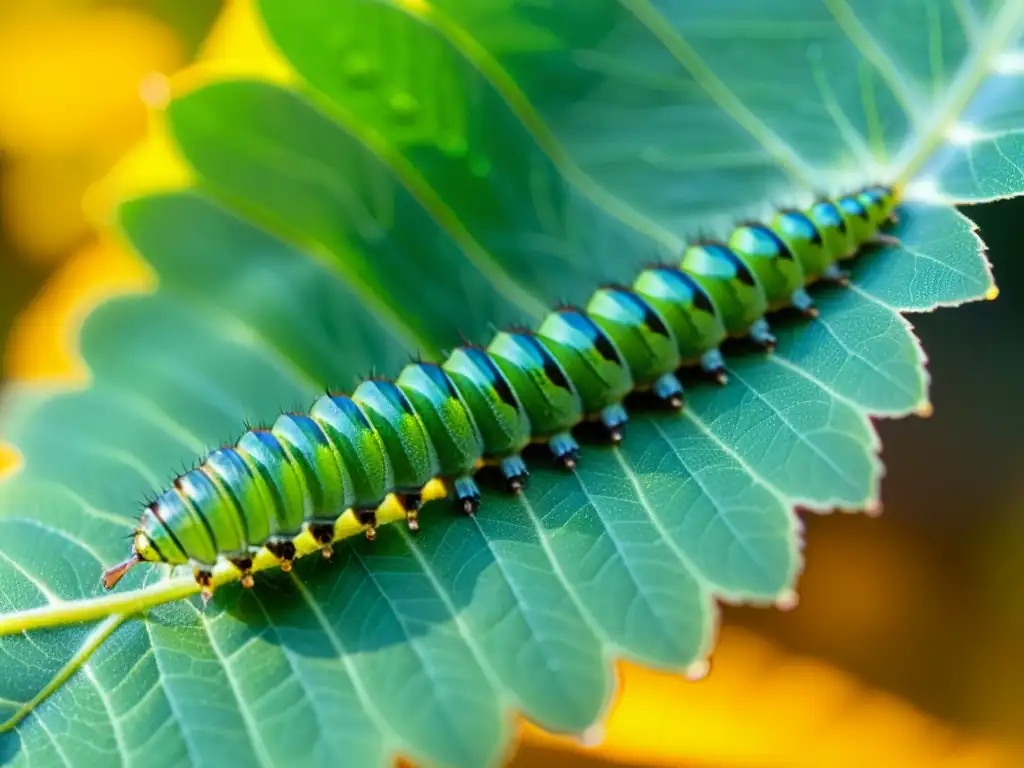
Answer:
[
  {"left": 355, "top": 506, "right": 380, "bottom": 540},
  {"left": 652, "top": 372, "right": 684, "bottom": 409},
  {"left": 194, "top": 567, "right": 214, "bottom": 603},
  {"left": 872, "top": 233, "right": 902, "bottom": 248},
  {"left": 266, "top": 539, "right": 297, "bottom": 573},
  {"left": 549, "top": 432, "right": 581, "bottom": 470},
  {"left": 499, "top": 455, "right": 529, "bottom": 493},
  {"left": 748, "top": 318, "right": 777, "bottom": 351},
  {"left": 700, "top": 348, "right": 728, "bottom": 386},
  {"left": 229, "top": 556, "right": 255, "bottom": 589},
  {"left": 452, "top": 476, "right": 482, "bottom": 515},
  {"left": 599, "top": 403, "right": 629, "bottom": 443},
  {"left": 821, "top": 263, "right": 851, "bottom": 285},
  {"left": 392, "top": 492, "right": 423, "bottom": 532},
  {"left": 790, "top": 287, "right": 818, "bottom": 319},
  {"left": 307, "top": 521, "right": 336, "bottom": 559}
]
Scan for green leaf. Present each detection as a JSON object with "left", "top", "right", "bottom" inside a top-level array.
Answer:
[{"left": 0, "top": 1, "right": 1010, "bottom": 766}]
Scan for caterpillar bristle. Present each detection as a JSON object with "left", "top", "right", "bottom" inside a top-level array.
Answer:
[{"left": 103, "top": 184, "right": 905, "bottom": 593}]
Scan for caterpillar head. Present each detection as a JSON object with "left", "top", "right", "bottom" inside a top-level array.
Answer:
[{"left": 858, "top": 184, "right": 900, "bottom": 228}]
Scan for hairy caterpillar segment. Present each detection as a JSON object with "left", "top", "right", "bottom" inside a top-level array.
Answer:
[{"left": 101, "top": 185, "right": 900, "bottom": 595}]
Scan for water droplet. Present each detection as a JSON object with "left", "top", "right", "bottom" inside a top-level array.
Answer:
[
  {"left": 388, "top": 92, "right": 420, "bottom": 123},
  {"left": 685, "top": 659, "right": 710, "bottom": 681},
  {"left": 343, "top": 54, "right": 378, "bottom": 88}
]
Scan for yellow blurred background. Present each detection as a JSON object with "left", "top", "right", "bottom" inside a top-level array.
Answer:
[{"left": 0, "top": 2, "right": 1021, "bottom": 766}]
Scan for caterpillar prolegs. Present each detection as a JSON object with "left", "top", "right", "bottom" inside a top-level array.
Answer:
[{"left": 101, "top": 185, "right": 901, "bottom": 597}]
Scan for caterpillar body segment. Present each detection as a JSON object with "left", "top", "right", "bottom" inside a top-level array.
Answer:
[
  {"left": 536, "top": 307, "right": 634, "bottom": 442},
  {"left": 442, "top": 345, "right": 532, "bottom": 491},
  {"left": 396, "top": 362, "right": 486, "bottom": 517},
  {"left": 728, "top": 223, "right": 812, "bottom": 315},
  {"left": 679, "top": 240, "right": 774, "bottom": 347},
  {"left": 631, "top": 266, "right": 728, "bottom": 369},
  {"left": 585, "top": 284, "right": 684, "bottom": 410},
  {"left": 101, "top": 185, "right": 901, "bottom": 595},
  {"left": 308, "top": 395, "right": 392, "bottom": 514},
  {"left": 486, "top": 328, "right": 585, "bottom": 468}
]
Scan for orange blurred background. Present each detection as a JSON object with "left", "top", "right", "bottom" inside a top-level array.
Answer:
[{"left": 0, "top": 2, "right": 1021, "bottom": 766}]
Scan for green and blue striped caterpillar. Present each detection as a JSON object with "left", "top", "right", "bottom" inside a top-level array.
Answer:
[{"left": 101, "top": 185, "right": 900, "bottom": 597}]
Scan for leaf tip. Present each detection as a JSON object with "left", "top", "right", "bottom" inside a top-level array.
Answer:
[
  {"left": 864, "top": 500, "right": 884, "bottom": 518},
  {"left": 774, "top": 589, "right": 800, "bottom": 611},
  {"left": 575, "top": 724, "right": 605, "bottom": 749},
  {"left": 684, "top": 659, "right": 711, "bottom": 682}
]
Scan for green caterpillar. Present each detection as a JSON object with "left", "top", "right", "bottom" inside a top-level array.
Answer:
[{"left": 101, "top": 185, "right": 900, "bottom": 597}]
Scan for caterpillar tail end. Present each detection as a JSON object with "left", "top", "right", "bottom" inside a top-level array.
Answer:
[{"left": 101, "top": 553, "right": 142, "bottom": 590}]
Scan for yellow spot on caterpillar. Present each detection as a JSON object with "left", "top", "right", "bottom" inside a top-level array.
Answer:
[
  {"left": 378, "top": 494, "right": 407, "bottom": 520},
  {"left": 333, "top": 509, "right": 365, "bottom": 540},
  {"left": 292, "top": 529, "right": 317, "bottom": 554},
  {"left": 421, "top": 478, "right": 448, "bottom": 503},
  {"left": 985, "top": 285, "right": 1000, "bottom": 301},
  {"left": 915, "top": 402, "right": 934, "bottom": 418}
]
